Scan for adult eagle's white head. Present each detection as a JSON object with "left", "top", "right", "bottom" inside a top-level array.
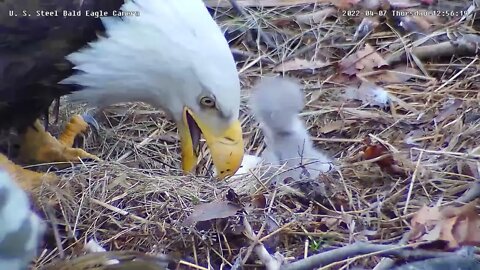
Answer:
[{"left": 62, "top": 0, "right": 244, "bottom": 178}]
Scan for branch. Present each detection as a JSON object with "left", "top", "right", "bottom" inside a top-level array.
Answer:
[
  {"left": 386, "top": 37, "right": 480, "bottom": 65},
  {"left": 373, "top": 232, "right": 410, "bottom": 270},
  {"left": 280, "top": 242, "right": 454, "bottom": 270},
  {"left": 242, "top": 215, "right": 282, "bottom": 270},
  {"left": 392, "top": 256, "right": 480, "bottom": 270}
]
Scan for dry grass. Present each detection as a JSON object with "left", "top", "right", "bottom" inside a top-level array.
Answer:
[{"left": 28, "top": 1, "right": 480, "bottom": 269}]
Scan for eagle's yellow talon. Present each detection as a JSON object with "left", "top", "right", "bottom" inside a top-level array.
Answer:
[
  {"left": 18, "top": 117, "right": 99, "bottom": 164},
  {"left": 0, "top": 153, "right": 58, "bottom": 192},
  {"left": 0, "top": 115, "right": 97, "bottom": 192},
  {"left": 45, "top": 147, "right": 101, "bottom": 162},
  {"left": 58, "top": 114, "right": 90, "bottom": 147}
]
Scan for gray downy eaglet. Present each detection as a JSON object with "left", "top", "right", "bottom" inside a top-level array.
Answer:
[{"left": 249, "top": 77, "right": 333, "bottom": 185}]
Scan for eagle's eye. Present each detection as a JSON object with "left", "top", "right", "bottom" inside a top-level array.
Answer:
[{"left": 200, "top": 96, "right": 216, "bottom": 108}]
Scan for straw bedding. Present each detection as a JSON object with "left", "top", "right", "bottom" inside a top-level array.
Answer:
[{"left": 14, "top": 1, "right": 480, "bottom": 269}]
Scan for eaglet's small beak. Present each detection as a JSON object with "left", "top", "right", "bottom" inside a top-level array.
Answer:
[{"left": 179, "top": 107, "right": 244, "bottom": 179}]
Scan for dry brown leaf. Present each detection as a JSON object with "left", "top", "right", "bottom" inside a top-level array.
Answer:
[
  {"left": 183, "top": 201, "right": 242, "bottom": 226},
  {"left": 441, "top": 201, "right": 476, "bottom": 219},
  {"left": 450, "top": 202, "right": 480, "bottom": 248},
  {"left": 294, "top": 8, "right": 337, "bottom": 25},
  {"left": 419, "top": 221, "right": 442, "bottom": 242},
  {"left": 252, "top": 193, "right": 267, "bottom": 209},
  {"left": 411, "top": 205, "right": 443, "bottom": 226},
  {"left": 437, "top": 216, "right": 459, "bottom": 247},
  {"left": 458, "top": 214, "right": 480, "bottom": 246},
  {"left": 410, "top": 201, "right": 480, "bottom": 249},
  {"left": 409, "top": 205, "right": 442, "bottom": 241},
  {"left": 274, "top": 58, "right": 328, "bottom": 72},
  {"left": 356, "top": 44, "right": 389, "bottom": 69},
  {"left": 339, "top": 44, "right": 388, "bottom": 75},
  {"left": 323, "top": 217, "right": 340, "bottom": 229},
  {"left": 452, "top": 217, "right": 470, "bottom": 247}
]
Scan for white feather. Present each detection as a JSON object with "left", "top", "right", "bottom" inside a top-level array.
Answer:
[
  {"left": 0, "top": 171, "right": 45, "bottom": 270},
  {"left": 62, "top": 0, "right": 240, "bottom": 121},
  {"left": 0, "top": 175, "right": 29, "bottom": 239}
]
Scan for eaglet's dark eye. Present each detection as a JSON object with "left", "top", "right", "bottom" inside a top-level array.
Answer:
[{"left": 200, "top": 96, "right": 215, "bottom": 108}]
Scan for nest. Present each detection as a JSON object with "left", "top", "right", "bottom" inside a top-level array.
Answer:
[{"left": 26, "top": 1, "right": 480, "bottom": 269}]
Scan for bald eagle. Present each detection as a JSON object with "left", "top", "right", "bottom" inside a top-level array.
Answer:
[{"left": 0, "top": 0, "right": 244, "bottom": 190}]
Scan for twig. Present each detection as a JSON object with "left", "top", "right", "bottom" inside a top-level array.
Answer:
[
  {"left": 386, "top": 38, "right": 480, "bottom": 65},
  {"left": 231, "top": 48, "right": 276, "bottom": 64},
  {"left": 84, "top": 239, "right": 119, "bottom": 265},
  {"left": 116, "top": 129, "right": 160, "bottom": 162},
  {"left": 404, "top": 151, "right": 423, "bottom": 214},
  {"left": 44, "top": 206, "right": 65, "bottom": 259},
  {"left": 278, "top": 42, "right": 317, "bottom": 63},
  {"left": 178, "top": 260, "right": 209, "bottom": 270},
  {"left": 242, "top": 215, "right": 283, "bottom": 270},
  {"left": 373, "top": 232, "right": 411, "bottom": 270},
  {"left": 456, "top": 181, "right": 480, "bottom": 203},
  {"left": 227, "top": 0, "right": 277, "bottom": 49},
  {"left": 90, "top": 198, "right": 152, "bottom": 225},
  {"left": 280, "top": 242, "right": 454, "bottom": 270}
]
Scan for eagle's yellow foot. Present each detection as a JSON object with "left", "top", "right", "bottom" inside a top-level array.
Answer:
[
  {"left": 58, "top": 114, "right": 91, "bottom": 147},
  {"left": 18, "top": 115, "right": 100, "bottom": 164},
  {"left": 0, "top": 153, "right": 58, "bottom": 192}
]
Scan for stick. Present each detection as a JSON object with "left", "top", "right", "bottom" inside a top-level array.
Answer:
[
  {"left": 387, "top": 38, "right": 480, "bottom": 65},
  {"left": 373, "top": 232, "right": 411, "bottom": 270},
  {"left": 44, "top": 206, "right": 65, "bottom": 259},
  {"left": 242, "top": 215, "right": 282, "bottom": 270},
  {"left": 116, "top": 129, "right": 160, "bottom": 162},
  {"left": 227, "top": 0, "right": 277, "bottom": 49},
  {"left": 456, "top": 181, "right": 480, "bottom": 204},
  {"left": 231, "top": 48, "right": 276, "bottom": 64},
  {"left": 280, "top": 242, "right": 454, "bottom": 270}
]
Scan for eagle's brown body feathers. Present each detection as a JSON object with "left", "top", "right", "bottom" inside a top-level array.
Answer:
[{"left": 0, "top": 0, "right": 123, "bottom": 131}]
